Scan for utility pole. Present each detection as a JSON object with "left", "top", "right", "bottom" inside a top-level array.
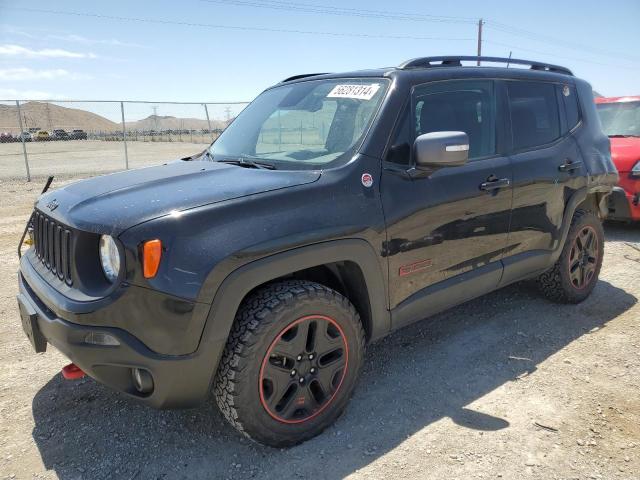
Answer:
[
  {"left": 477, "top": 18, "right": 483, "bottom": 65},
  {"left": 224, "top": 106, "right": 231, "bottom": 122},
  {"left": 45, "top": 102, "right": 53, "bottom": 131},
  {"left": 152, "top": 105, "right": 159, "bottom": 131}
]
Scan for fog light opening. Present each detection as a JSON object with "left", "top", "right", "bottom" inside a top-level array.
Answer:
[
  {"left": 84, "top": 331, "right": 120, "bottom": 346},
  {"left": 132, "top": 368, "right": 154, "bottom": 394}
]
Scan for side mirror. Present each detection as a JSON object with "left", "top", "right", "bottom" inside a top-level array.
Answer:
[{"left": 414, "top": 131, "right": 469, "bottom": 170}]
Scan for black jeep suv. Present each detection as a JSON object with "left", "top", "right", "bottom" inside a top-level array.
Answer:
[{"left": 17, "top": 56, "right": 617, "bottom": 447}]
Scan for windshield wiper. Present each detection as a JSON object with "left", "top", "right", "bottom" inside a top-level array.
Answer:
[{"left": 217, "top": 157, "right": 277, "bottom": 170}]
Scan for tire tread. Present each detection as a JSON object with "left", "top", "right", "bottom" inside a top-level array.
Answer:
[
  {"left": 537, "top": 209, "right": 603, "bottom": 304},
  {"left": 213, "top": 280, "right": 365, "bottom": 444}
]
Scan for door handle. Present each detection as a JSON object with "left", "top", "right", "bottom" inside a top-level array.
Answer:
[
  {"left": 479, "top": 177, "right": 510, "bottom": 191},
  {"left": 558, "top": 160, "right": 582, "bottom": 172}
]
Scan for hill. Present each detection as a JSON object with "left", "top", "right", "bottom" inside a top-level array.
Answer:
[
  {"left": 0, "top": 103, "right": 231, "bottom": 135},
  {"left": 0, "top": 101, "right": 118, "bottom": 133},
  {"left": 124, "top": 115, "right": 228, "bottom": 132}
]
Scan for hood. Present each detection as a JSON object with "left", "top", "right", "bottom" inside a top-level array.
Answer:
[
  {"left": 609, "top": 137, "right": 640, "bottom": 172},
  {"left": 36, "top": 160, "right": 321, "bottom": 234}
]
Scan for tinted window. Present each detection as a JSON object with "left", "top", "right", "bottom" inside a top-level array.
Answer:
[
  {"left": 385, "top": 103, "right": 412, "bottom": 165},
  {"left": 209, "top": 79, "right": 388, "bottom": 169},
  {"left": 414, "top": 80, "right": 496, "bottom": 159},
  {"left": 508, "top": 81, "right": 560, "bottom": 150},
  {"left": 596, "top": 101, "right": 640, "bottom": 137},
  {"left": 560, "top": 84, "right": 580, "bottom": 132}
]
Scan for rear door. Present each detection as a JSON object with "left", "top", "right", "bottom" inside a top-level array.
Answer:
[
  {"left": 381, "top": 79, "right": 513, "bottom": 325},
  {"left": 501, "top": 79, "right": 587, "bottom": 285}
]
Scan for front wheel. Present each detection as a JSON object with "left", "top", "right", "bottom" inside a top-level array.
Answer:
[
  {"left": 538, "top": 209, "right": 604, "bottom": 303},
  {"left": 214, "top": 280, "right": 365, "bottom": 447}
]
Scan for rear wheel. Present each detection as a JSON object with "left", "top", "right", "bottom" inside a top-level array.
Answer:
[
  {"left": 538, "top": 209, "right": 604, "bottom": 303},
  {"left": 214, "top": 280, "right": 365, "bottom": 447}
]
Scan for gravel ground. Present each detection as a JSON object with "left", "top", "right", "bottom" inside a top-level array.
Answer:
[
  {"left": 0, "top": 140, "right": 207, "bottom": 180},
  {"left": 0, "top": 176, "right": 638, "bottom": 480}
]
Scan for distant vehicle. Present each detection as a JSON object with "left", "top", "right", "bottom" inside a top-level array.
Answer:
[
  {"left": 70, "top": 129, "right": 88, "bottom": 140},
  {"left": 0, "top": 132, "right": 15, "bottom": 143},
  {"left": 28, "top": 127, "right": 40, "bottom": 134},
  {"left": 51, "top": 129, "right": 70, "bottom": 141},
  {"left": 35, "top": 131, "right": 50, "bottom": 142},
  {"left": 17, "top": 132, "right": 32, "bottom": 142},
  {"left": 595, "top": 96, "right": 640, "bottom": 222}
]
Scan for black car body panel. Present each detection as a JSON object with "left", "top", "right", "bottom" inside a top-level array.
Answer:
[
  {"left": 37, "top": 160, "right": 320, "bottom": 234},
  {"left": 17, "top": 57, "right": 617, "bottom": 408}
]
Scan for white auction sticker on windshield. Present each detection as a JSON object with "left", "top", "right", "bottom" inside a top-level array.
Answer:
[{"left": 327, "top": 84, "right": 380, "bottom": 100}]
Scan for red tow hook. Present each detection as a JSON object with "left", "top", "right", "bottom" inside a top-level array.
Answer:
[{"left": 61, "top": 363, "right": 86, "bottom": 380}]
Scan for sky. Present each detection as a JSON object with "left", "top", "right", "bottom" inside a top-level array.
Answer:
[{"left": 1, "top": 0, "right": 639, "bottom": 109}]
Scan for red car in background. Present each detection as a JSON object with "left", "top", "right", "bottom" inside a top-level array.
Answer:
[{"left": 595, "top": 96, "right": 640, "bottom": 222}]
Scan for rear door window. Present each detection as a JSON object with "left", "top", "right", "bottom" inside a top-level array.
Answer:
[{"left": 507, "top": 81, "right": 561, "bottom": 150}]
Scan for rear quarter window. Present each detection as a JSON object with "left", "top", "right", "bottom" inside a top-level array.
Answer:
[{"left": 559, "top": 84, "right": 581, "bottom": 132}]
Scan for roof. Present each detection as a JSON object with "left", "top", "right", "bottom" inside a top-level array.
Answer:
[{"left": 278, "top": 56, "right": 576, "bottom": 87}]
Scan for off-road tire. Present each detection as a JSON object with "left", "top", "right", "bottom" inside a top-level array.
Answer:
[
  {"left": 214, "top": 280, "right": 365, "bottom": 447},
  {"left": 538, "top": 209, "right": 604, "bottom": 303}
]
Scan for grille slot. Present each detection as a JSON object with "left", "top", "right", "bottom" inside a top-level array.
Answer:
[{"left": 32, "top": 211, "right": 73, "bottom": 285}]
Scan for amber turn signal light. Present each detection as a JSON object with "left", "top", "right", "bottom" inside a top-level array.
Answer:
[{"left": 142, "top": 239, "right": 162, "bottom": 278}]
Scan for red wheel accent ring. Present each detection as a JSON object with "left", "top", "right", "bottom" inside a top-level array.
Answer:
[
  {"left": 567, "top": 225, "right": 599, "bottom": 290},
  {"left": 258, "top": 315, "right": 349, "bottom": 424}
]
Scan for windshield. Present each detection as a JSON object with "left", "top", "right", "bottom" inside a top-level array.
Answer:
[
  {"left": 596, "top": 101, "right": 640, "bottom": 137},
  {"left": 208, "top": 78, "right": 388, "bottom": 169}
]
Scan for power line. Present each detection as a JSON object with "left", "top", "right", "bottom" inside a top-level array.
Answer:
[
  {"left": 199, "top": 0, "right": 639, "bottom": 63},
  {"left": 7, "top": 7, "right": 474, "bottom": 42},
  {"left": 9, "top": 5, "right": 637, "bottom": 68},
  {"left": 199, "top": 0, "right": 478, "bottom": 24},
  {"left": 483, "top": 40, "right": 638, "bottom": 70},
  {"left": 484, "top": 21, "right": 640, "bottom": 63}
]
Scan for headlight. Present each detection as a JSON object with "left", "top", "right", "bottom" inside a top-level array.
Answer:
[
  {"left": 632, "top": 161, "right": 640, "bottom": 177},
  {"left": 99, "top": 235, "right": 120, "bottom": 282}
]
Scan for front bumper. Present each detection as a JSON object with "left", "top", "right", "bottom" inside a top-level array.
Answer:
[
  {"left": 18, "top": 273, "right": 222, "bottom": 408},
  {"left": 607, "top": 186, "right": 640, "bottom": 222}
]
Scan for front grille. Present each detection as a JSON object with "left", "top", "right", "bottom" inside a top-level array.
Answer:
[{"left": 32, "top": 211, "right": 73, "bottom": 285}]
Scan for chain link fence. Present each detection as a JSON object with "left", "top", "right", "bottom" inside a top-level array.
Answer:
[{"left": 0, "top": 100, "right": 249, "bottom": 181}]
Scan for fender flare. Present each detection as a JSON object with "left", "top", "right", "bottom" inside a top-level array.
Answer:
[
  {"left": 550, "top": 186, "right": 588, "bottom": 263},
  {"left": 197, "top": 238, "right": 391, "bottom": 378}
]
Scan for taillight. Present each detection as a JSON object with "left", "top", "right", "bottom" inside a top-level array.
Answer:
[{"left": 142, "top": 239, "right": 162, "bottom": 278}]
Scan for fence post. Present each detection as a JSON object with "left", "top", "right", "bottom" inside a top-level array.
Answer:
[
  {"left": 15, "top": 100, "right": 31, "bottom": 182},
  {"left": 203, "top": 104, "right": 213, "bottom": 141},
  {"left": 120, "top": 101, "right": 129, "bottom": 169}
]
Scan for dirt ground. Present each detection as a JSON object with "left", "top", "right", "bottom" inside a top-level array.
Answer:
[
  {"left": 0, "top": 140, "right": 208, "bottom": 180},
  {"left": 0, "top": 175, "right": 638, "bottom": 480}
]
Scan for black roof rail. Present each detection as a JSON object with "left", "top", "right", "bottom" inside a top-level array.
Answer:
[
  {"left": 398, "top": 56, "right": 573, "bottom": 76},
  {"left": 281, "top": 73, "right": 330, "bottom": 83}
]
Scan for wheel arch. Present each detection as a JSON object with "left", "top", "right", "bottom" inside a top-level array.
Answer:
[
  {"left": 551, "top": 186, "right": 588, "bottom": 263},
  {"left": 198, "top": 239, "right": 390, "bottom": 378},
  {"left": 261, "top": 260, "right": 376, "bottom": 342},
  {"left": 553, "top": 186, "right": 612, "bottom": 264}
]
